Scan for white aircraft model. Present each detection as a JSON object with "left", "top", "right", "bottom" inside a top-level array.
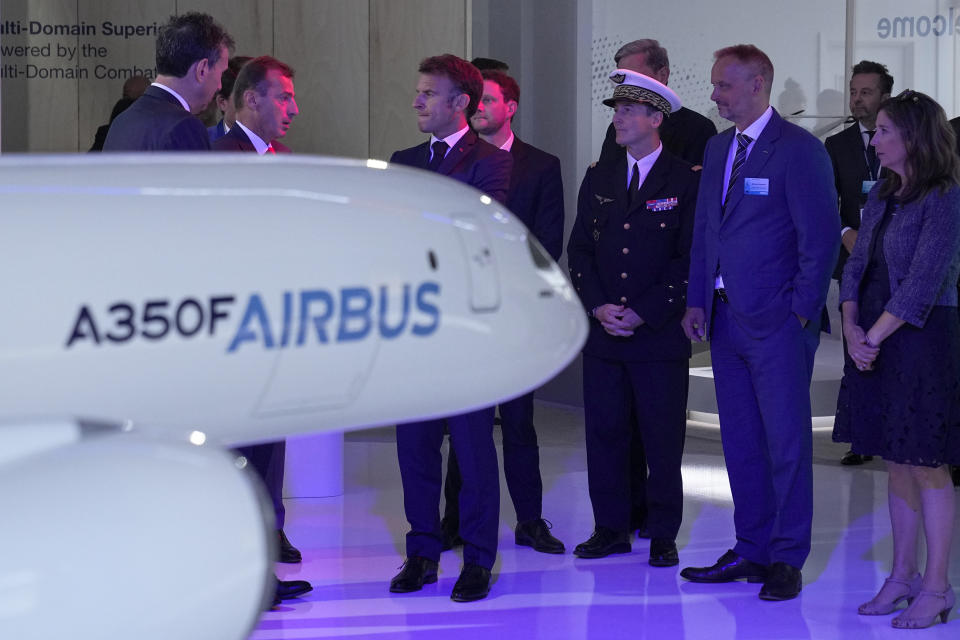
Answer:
[{"left": 0, "top": 154, "right": 587, "bottom": 640}]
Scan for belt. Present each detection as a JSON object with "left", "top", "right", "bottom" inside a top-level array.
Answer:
[{"left": 714, "top": 287, "right": 729, "bottom": 303}]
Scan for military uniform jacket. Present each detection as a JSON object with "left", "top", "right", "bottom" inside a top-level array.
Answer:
[{"left": 568, "top": 147, "right": 699, "bottom": 362}]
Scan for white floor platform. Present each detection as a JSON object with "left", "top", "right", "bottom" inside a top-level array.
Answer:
[{"left": 254, "top": 402, "right": 960, "bottom": 640}]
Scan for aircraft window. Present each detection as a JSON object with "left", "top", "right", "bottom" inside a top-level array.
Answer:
[{"left": 527, "top": 235, "right": 552, "bottom": 270}]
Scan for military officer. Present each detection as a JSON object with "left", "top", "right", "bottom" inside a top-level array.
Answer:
[{"left": 567, "top": 70, "right": 699, "bottom": 567}]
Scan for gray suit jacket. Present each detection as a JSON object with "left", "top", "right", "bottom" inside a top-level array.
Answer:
[{"left": 840, "top": 184, "right": 960, "bottom": 327}]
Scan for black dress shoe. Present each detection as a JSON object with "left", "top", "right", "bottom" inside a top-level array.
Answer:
[
  {"left": 277, "top": 529, "right": 302, "bottom": 564},
  {"left": 573, "top": 527, "right": 631, "bottom": 559},
  {"left": 680, "top": 549, "right": 767, "bottom": 583},
  {"left": 450, "top": 564, "right": 491, "bottom": 602},
  {"left": 440, "top": 518, "right": 463, "bottom": 551},
  {"left": 840, "top": 450, "right": 873, "bottom": 465},
  {"left": 389, "top": 556, "right": 438, "bottom": 593},
  {"left": 759, "top": 562, "right": 802, "bottom": 601},
  {"left": 276, "top": 579, "right": 313, "bottom": 600},
  {"left": 649, "top": 538, "right": 679, "bottom": 567},
  {"left": 515, "top": 518, "right": 565, "bottom": 554}
]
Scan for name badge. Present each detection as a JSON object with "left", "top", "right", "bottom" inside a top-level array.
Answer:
[
  {"left": 744, "top": 178, "right": 769, "bottom": 196},
  {"left": 646, "top": 197, "right": 678, "bottom": 212},
  {"left": 861, "top": 180, "right": 877, "bottom": 194}
]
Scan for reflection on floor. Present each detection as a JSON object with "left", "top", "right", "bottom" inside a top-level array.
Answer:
[{"left": 253, "top": 402, "right": 960, "bottom": 640}]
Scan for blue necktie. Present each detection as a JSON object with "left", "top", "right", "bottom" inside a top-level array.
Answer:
[
  {"left": 427, "top": 140, "right": 448, "bottom": 172},
  {"left": 724, "top": 133, "right": 752, "bottom": 211}
]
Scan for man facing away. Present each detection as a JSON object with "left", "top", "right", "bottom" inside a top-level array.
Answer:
[
  {"left": 388, "top": 54, "right": 512, "bottom": 603},
  {"left": 104, "top": 12, "right": 233, "bottom": 152},
  {"left": 680, "top": 44, "right": 839, "bottom": 601}
]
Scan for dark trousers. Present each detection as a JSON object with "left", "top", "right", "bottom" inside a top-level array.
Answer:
[
  {"left": 582, "top": 354, "right": 688, "bottom": 539},
  {"left": 397, "top": 407, "right": 499, "bottom": 569},
  {"left": 444, "top": 392, "right": 543, "bottom": 525},
  {"left": 710, "top": 301, "right": 818, "bottom": 568},
  {"left": 235, "top": 441, "right": 287, "bottom": 529}
]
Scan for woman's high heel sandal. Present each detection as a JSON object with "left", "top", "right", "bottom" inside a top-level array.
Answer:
[
  {"left": 891, "top": 585, "right": 955, "bottom": 629},
  {"left": 858, "top": 574, "right": 923, "bottom": 615}
]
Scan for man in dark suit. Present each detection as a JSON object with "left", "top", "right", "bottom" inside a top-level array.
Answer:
[
  {"left": 388, "top": 54, "right": 512, "bottom": 603},
  {"left": 213, "top": 56, "right": 297, "bottom": 155},
  {"left": 599, "top": 39, "right": 717, "bottom": 167},
  {"left": 440, "top": 68, "right": 565, "bottom": 555},
  {"left": 104, "top": 12, "right": 234, "bottom": 151},
  {"left": 208, "top": 56, "right": 253, "bottom": 143},
  {"left": 213, "top": 54, "right": 301, "bottom": 569},
  {"left": 597, "top": 39, "right": 717, "bottom": 540},
  {"left": 680, "top": 45, "right": 838, "bottom": 601},
  {"left": 568, "top": 70, "right": 698, "bottom": 567},
  {"left": 825, "top": 60, "right": 892, "bottom": 467}
]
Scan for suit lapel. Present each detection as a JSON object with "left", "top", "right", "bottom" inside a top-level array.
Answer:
[
  {"left": 437, "top": 130, "right": 477, "bottom": 175},
  {"left": 723, "top": 110, "right": 781, "bottom": 220}
]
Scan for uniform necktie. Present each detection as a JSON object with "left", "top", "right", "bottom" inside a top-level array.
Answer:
[
  {"left": 427, "top": 140, "right": 448, "bottom": 172},
  {"left": 865, "top": 130, "right": 879, "bottom": 180},
  {"left": 628, "top": 162, "right": 640, "bottom": 206},
  {"left": 724, "top": 132, "right": 752, "bottom": 210}
]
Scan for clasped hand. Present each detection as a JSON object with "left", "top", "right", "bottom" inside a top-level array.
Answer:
[
  {"left": 844, "top": 323, "right": 879, "bottom": 371},
  {"left": 595, "top": 304, "right": 643, "bottom": 336}
]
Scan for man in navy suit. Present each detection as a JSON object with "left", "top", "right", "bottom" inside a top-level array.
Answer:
[
  {"left": 213, "top": 54, "right": 300, "bottom": 569},
  {"left": 680, "top": 45, "right": 838, "bottom": 601},
  {"left": 207, "top": 56, "right": 253, "bottom": 143},
  {"left": 825, "top": 60, "right": 892, "bottom": 466},
  {"left": 440, "top": 68, "right": 565, "bottom": 555},
  {"left": 388, "top": 54, "right": 511, "bottom": 603},
  {"left": 213, "top": 56, "right": 297, "bottom": 154},
  {"left": 568, "top": 70, "right": 698, "bottom": 568},
  {"left": 104, "top": 12, "right": 234, "bottom": 151}
]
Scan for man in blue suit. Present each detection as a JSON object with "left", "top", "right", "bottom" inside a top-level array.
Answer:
[
  {"left": 104, "top": 12, "right": 234, "bottom": 151},
  {"left": 388, "top": 54, "right": 512, "bottom": 603},
  {"left": 680, "top": 45, "right": 839, "bottom": 601}
]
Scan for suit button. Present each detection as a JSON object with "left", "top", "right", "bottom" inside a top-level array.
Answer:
[
  {"left": 622, "top": 247, "right": 629, "bottom": 255},
  {"left": 623, "top": 223, "right": 630, "bottom": 230},
  {"left": 660, "top": 222, "right": 667, "bottom": 229},
  {"left": 620, "top": 296, "right": 627, "bottom": 303},
  {"left": 668, "top": 298, "right": 674, "bottom": 303},
  {"left": 621, "top": 272, "right": 628, "bottom": 279}
]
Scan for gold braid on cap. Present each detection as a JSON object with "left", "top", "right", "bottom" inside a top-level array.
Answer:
[{"left": 611, "top": 85, "right": 671, "bottom": 115}]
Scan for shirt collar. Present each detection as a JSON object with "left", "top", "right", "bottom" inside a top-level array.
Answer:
[
  {"left": 626, "top": 143, "right": 663, "bottom": 183},
  {"left": 431, "top": 125, "right": 469, "bottom": 150},
  {"left": 151, "top": 82, "right": 191, "bottom": 112},
  {"left": 498, "top": 131, "right": 515, "bottom": 152},
  {"left": 737, "top": 105, "right": 774, "bottom": 141},
  {"left": 235, "top": 120, "right": 271, "bottom": 155}
]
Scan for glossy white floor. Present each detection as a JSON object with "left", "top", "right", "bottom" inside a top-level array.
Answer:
[{"left": 254, "top": 403, "right": 960, "bottom": 640}]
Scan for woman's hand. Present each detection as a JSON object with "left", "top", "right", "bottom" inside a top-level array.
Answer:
[{"left": 844, "top": 323, "right": 880, "bottom": 371}]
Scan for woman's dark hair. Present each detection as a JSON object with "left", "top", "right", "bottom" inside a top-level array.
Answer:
[{"left": 877, "top": 89, "right": 960, "bottom": 202}]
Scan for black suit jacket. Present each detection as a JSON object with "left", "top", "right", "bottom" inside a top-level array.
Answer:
[
  {"left": 506, "top": 137, "right": 565, "bottom": 260},
  {"left": 568, "top": 148, "right": 699, "bottom": 362},
  {"left": 825, "top": 122, "right": 877, "bottom": 278},
  {"left": 103, "top": 85, "right": 210, "bottom": 152},
  {"left": 390, "top": 130, "right": 512, "bottom": 204},
  {"left": 212, "top": 125, "right": 292, "bottom": 153},
  {"left": 600, "top": 106, "right": 717, "bottom": 167}
]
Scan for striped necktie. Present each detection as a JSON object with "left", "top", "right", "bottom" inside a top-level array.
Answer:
[{"left": 724, "top": 133, "right": 752, "bottom": 210}]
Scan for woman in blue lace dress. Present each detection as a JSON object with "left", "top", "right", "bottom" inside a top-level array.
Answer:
[{"left": 834, "top": 90, "right": 960, "bottom": 629}]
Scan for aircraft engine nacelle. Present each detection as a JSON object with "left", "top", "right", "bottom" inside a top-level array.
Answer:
[{"left": 0, "top": 420, "right": 272, "bottom": 640}]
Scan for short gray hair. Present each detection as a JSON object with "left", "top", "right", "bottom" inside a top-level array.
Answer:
[{"left": 613, "top": 39, "right": 669, "bottom": 72}]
